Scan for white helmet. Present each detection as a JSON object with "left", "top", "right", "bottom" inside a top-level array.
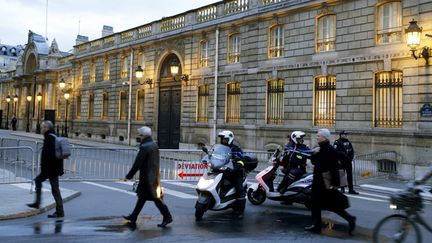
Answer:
[
  {"left": 218, "top": 130, "right": 234, "bottom": 145},
  {"left": 291, "top": 131, "right": 305, "bottom": 144}
]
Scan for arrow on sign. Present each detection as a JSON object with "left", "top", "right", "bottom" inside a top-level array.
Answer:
[{"left": 178, "top": 171, "right": 203, "bottom": 179}]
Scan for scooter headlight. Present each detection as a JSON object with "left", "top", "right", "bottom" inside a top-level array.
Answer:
[{"left": 389, "top": 204, "right": 398, "bottom": 210}]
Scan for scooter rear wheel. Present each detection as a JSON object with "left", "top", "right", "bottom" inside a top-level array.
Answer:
[{"left": 247, "top": 188, "right": 266, "bottom": 205}]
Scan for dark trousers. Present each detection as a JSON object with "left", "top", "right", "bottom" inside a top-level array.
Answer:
[
  {"left": 34, "top": 173, "right": 64, "bottom": 214},
  {"left": 343, "top": 161, "right": 354, "bottom": 191},
  {"left": 310, "top": 193, "right": 354, "bottom": 228},
  {"left": 129, "top": 196, "right": 172, "bottom": 222}
]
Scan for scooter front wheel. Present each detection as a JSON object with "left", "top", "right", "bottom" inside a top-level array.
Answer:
[
  {"left": 195, "top": 202, "right": 206, "bottom": 221},
  {"left": 247, "top": 188, "right": 266, "bottom": 205}
]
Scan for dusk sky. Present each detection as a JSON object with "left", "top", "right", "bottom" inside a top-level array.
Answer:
[{"left": 0, "top": 0, "right": 220, "bottom": 52}]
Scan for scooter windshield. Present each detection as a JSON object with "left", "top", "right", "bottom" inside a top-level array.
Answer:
[{"left": 209, "top": 144, "right": 232, "bottom": 169}]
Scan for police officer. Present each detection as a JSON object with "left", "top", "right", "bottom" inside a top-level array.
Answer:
[
  {"left": 218, "top": 130, "right": 246, "bottom": 219},
  {"left": 277, "top": 131, "right": 311, "bottom": 194},
  {"left": 334, "top": 130, "right": 359, "bottom": 195}
]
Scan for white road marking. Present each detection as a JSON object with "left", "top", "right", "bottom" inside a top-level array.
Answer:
[
  {"left": 347, "top": 194, "right": 386, "bottom": 202},
  {"left": 83, "top": 181, "right": 136, "bottom": 196},
  {"left": 115, "top": 181, "right": 197, "bottom": 199},
  {"left": 360, "top": 184, "right": 401, "bottom": 193},
  {"left": 354, "top": 191, "right": 389, "bottom": 199},
  {"left": 11, "top": 182, "right": 64, "bottom": 193},
  {"left": 163, "top": 181, "right": 197, "bottom": 189}
]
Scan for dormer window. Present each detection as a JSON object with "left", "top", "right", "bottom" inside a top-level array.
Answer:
[
  {"left": 11, "top": 48, "right": 16, "bottom": 56},
  {"left": 1, "top": 46, "right": 6, "bottom": 54}
]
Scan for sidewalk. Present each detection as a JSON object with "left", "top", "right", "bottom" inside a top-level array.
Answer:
[{"left": 0, "top": 169, "right": 81, "bottom": 220}]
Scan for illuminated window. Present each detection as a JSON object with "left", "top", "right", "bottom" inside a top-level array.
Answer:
[
  {"left": 119, "top": 91, "right": 128, "bottom": 120},
  {"left": 90, "top": 62, "right": 96, "bottom": 82},
  {"left": 196, "top": 85, "right": 209, "bottom": 122},
  {"left": 377, "top": 1, "right": 402, "bottom": 44},
  {"left": 121, "top": 56, "right": 128, "bottom": 78},
  {"left": 225, "top": 82, "right": 240, "bottom": 123},
  {"left": 56, "top": 99, "right": 62, "bottom": 119},
  {"left": 199, "top": 40, "right": 209, "bottom": 67},
  {"left": 88, "top": 93, "right": 94, "bottom": 119},
  {"left": 268, "top": 25, "right": 284, "bottom": 58},
  {"left": 228, "top": 33, "right": 240, "bottom": 63},
  {"left": 137, "top": 51, "right": 145, "bottom": 68},
  {"left": 374, "top": 71, "right": 403, "bottom": 128},
  {"left": 77, "top": 64, "right": 83, "bottom": 84},
  {"left": 103, "top": 59, "right": 110, "bottom": 80},
  {"left": 266, "top": 79, "right": 284, "bottom": 124},
  {"left": 76, "top": 94, "right": 81, "bottom": 118},
  {"left": 136, "top": 89, "right": 145, "bottom": 120},
  {"left": 313, "top": 76, "right": 336, "bottom": 126},
  {"left": 316, "top": 14, "right": 336, "bottom": 52},
  {"left": 102, "top": 92, "right": 108, "bottom": 119}
]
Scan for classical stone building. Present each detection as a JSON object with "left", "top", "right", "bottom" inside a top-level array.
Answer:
[{"left": 2, "top": 0, "right": 432, "bottom": 178}]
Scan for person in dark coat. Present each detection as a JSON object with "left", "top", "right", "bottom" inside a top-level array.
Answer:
[
  {"left": 11, "top": 115, "right": 17, "bottom": 131},
  {"left": 334, "top": 130, "right": 358, "bottom": 194},
  {"left": 123, "top": 126, "right": 172, "bottom": 227},
  {"left": 304, "top": 128, "right": 356, "bottom": 235},
  {"left": 27, "top": 120, "right": 64, "bottom": 218}
]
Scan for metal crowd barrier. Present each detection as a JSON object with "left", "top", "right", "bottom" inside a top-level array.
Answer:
[
  {"left": 353, "top": 151, "right": 401, "bottom": 185},
  {"left": 0, "top": 146, "right": 34, "bottom": 184}
]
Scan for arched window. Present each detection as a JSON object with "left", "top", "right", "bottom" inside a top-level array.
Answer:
[
  {"left": 119, "top": 91, "right": 128, "bottom": 120},
  {"left": 103, "top": 59, "right": 110, "bottom": 80},
  {"left": 268, "top": 25, "right": 284, "bottom": 58},
  {"left": 199, "top": 40, "right": 209, "bottom": 67},
  {"left": 88, "top": 92, "right": 94, "bottom": 119},
  {"left": 136, "top": 89, "right": 145, "bottom": 120},
  {"left": 121, "top": 56, "right": 128, "bottom": 78},
  {"left": 102, "top": 92, "right": 109, "bottom": 119},
  {"left": 225, "top": 82, "right": 240, "bottom": 123},
  {"left": 228, "top": 33, "right": 240, "bottom": 63},
  {"left": 196, "top": 85, "right": 209, "bottom": 122},
  {"left": 90, "top": 62, "right": 96, "bottom": 82},
  {"left": 313, "top": 75, "right": 336, "bottom": 126},
  {"left": 316, "top": 14, "right": 336, "bottom": 52}
]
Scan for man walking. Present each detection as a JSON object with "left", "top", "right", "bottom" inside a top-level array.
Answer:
[
  {"left": 27, "top": 120, "right": 65, "bottom": 218},
  {"left": 123, "top": 126, "right": 173, "bottom": 227},
  {"left": 334, "top": 130, "right": 359, "bottom": 195}
]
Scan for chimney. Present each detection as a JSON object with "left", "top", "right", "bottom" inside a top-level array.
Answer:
[
  {"left": 75, "top": 35, "right": 89, "bottom": 45},
  {"left": 102, "top": 25, "right": 114, "bottom": 37}
]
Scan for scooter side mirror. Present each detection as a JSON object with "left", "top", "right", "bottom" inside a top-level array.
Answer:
[{"left": 202, "top": 147, "right": 209, "bottom": 154}]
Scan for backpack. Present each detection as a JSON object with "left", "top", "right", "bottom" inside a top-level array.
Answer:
[{"left": 49, "top": 134, "right": 72, "bottom": 159}]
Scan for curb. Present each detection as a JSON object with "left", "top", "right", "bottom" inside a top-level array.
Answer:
[{"left": 0, "top": 190, "right": 81, "bottom": 220}]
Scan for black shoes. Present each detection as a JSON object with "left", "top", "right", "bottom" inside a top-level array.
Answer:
[
  {"left": 157, "top": 217, "right": 173, "bottom": 227},
  {"left": 304, "top": 225, "right": 321, "bottom": 234},
  {"left": 48, "top": 212, "right": 64, "bottom": 218},
  {"left": 348, "top": 190, "right": 359, "bottom": 195},
  {"left": 123, "top": 215, "right": 136, "bottom": 223},
  {"left": 348, "top": 216, "right": 356, "bottom": 235},
  {"left": 27, "top": 203, "right": 40, "bottom": 209}
]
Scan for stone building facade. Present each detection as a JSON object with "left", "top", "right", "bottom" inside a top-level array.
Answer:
[{"left": 1, "top": 0, "right": 432, "bottom": 178}]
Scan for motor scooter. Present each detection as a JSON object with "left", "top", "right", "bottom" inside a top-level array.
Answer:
[
  {"left": 247, "top": 148, "right": 313, "bottom": 209},
  {"left": 195, "top": 144, "right": 257, "bottom": 220}
]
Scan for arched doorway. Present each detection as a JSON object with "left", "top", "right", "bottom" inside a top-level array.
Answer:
[{"left": 158, "top": 54, "right": 182, "bottom": 149}]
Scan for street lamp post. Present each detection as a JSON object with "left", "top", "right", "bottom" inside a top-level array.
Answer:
[
  {"left": 13, "top": 94, "right": 18, "bottom": 115},
  {"left": 64, "top": 92, "right": 70, "bottom": 137},
  {"left": 26, "top": 95, "right": 32, "bottom": 132},
  {"left": 36, "top": 92, "right": 42, "bottom": 134},
  {"left": 5, "top": 95, "right": 11, "bottom": 129}
]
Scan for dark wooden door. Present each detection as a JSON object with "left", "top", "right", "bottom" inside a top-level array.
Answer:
[{"left": 158, "top": 86, "right": 181, "bottom": 149}]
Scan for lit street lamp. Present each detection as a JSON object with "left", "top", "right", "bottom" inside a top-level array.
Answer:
[
  {"left": 5, "top": 95, "right": 11, "bottom": 129},
  {"left": 13, "top": 94, "right": 18, "bottom": 115},
  {"left": 64, "top": 92, "right": 70, "bottom": 137},
  {"left": 26, "top": 95, "right": 32, "bottom": 132},
  {"left": 36, "top": 92, "right": 42, "bottom": 134}
]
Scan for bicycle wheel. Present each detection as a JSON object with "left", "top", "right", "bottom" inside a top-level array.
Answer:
[{"left": 373, "top": 214, "right": 422, "bottom": 243}]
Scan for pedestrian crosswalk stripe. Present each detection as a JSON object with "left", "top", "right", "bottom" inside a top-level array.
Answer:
[
  {"left": 115, "top": 181, "right": 197, "bottom": 199},
  {"left": 83, "top": 181, "right": 136, "bottom": 196},
  {"left": 163, "top": 181, "right": 197, "bottom": 189},
  {"left": 346, "top": 194, "right": 386, "bottom": 202}
]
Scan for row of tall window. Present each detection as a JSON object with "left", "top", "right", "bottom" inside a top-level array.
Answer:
[
  {"left": 196, "top": 71, "right": 403, "bottom": 128},
  {"left": 58, "top": 89, "right": 146, "bottom": 121}
]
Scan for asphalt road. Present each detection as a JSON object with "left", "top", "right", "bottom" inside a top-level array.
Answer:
[{"left": 1, "top": 179, "right": 431, "bottom": 243}]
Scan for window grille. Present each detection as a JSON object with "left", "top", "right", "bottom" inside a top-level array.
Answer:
[
  {"left": 374, "top": 71, "right": 403, "bottom": 128},
  {"left": 119, "top": 91, "right": 128, "bottom": 120},
  {"left": 102, "top": 92, "right": 108, "bottom": 119},
  {"left": 136, "top": 89, "right": 145, "bottom": 120},
  {"left": 226, "top": 82, "right": 240, "bottom": 123},
  {"left": 197, "top": 85, "right": 209, "bottom": 122},
  {"left": 314, "top": 76, "right": 336, "bottom": 126},
  {"left": 88, "top": 93, "right": 94, "bottom": 119},
  {"left": 266, "top": 79, "right": 284, "bottom": 124}
]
